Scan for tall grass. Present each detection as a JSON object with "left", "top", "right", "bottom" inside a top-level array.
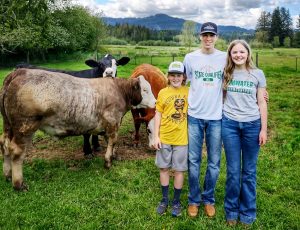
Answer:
[{"left": 0, "top": 47, "right": 299, "bottom": 229}]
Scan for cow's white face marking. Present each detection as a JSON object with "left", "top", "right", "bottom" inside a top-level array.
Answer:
[
  {"left": 147, "top": 118, "right": 155, "bottom": 148},
  {"left": 134, "top": 75, "right": 156, "bottom": 109},
  {"left": 103, "top": 59, "right": 117, "bottom": 78}
]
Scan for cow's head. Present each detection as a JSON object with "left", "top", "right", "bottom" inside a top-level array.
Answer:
[
  {"left": 131, "top": 75, "right": 156, "bottom": 109},
  {"left": 85, "top": 54, "right": 130, "bottom": 78}
]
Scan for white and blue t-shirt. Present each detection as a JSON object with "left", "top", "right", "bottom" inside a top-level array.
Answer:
[
  {"left": 183, "top": 49, "right": 226, "bottom": 120},
  {"left": 223, "top": 68, "right": 267, "bottom": 122}
]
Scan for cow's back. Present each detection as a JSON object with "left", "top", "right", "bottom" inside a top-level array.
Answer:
[
  {"left": 5, "top": 69, "right": 91, "bottom": 115},
  {"left": 2, "top": 69, "right": 120, "bottom": 136}
]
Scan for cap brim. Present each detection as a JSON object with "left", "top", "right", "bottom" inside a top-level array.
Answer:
[
  {"left": 200, "top": 31, "right": 217, "bottom": 35},
  {"left": 168, "top": 71, "right": 184, "bottom": 74}
]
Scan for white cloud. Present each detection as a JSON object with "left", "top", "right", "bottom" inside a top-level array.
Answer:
[{"left": 72, "top": 0, "right": 299, "bottom": 29}]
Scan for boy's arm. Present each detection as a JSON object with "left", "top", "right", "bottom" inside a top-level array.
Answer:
[{"left": 153, "top": 111, "right": 162, "bottom": 150}]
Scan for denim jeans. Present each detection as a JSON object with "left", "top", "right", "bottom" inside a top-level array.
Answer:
[
  {"left": 222, "top": 115, "right": 261, "bottom": 224},
  {"left": 188, "top": 115, "right": 222, "bottom": 206}
]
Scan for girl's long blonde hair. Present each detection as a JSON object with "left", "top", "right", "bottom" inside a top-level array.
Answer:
[{"left": 223, "top": 40, "right": 256, "bottom": 90}]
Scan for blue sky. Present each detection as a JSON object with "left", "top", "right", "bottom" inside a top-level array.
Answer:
[{"left": 73, "top": 0, "right": 299, "bottom": 29}]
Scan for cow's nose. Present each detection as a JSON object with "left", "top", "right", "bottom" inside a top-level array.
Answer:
[{"left": 103, "top": 68, "right": 114, "bottom": 77}]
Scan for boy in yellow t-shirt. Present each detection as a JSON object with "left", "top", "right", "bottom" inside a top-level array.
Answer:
[{"left": 153, "top": 61, "right": 189, "bottom": 217}]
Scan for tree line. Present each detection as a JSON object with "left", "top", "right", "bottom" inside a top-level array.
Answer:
[
  {"left": 0, "top": 0, "right": 105, "bottom": 63},
  {"left": 0, "top": 1, "right": 299, "bottom": 65},
  {"left": 104, "top": 23, "right": 180, "bottom": 44},
  {"left": 255, "top": 7, "right": 300, "bottom": 47}
]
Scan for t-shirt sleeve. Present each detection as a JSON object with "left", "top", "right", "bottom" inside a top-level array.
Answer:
[
  {"left": 258, "top": 69, "right": 267, "bottom": 88},
  {"left": 156, "top": 91, "right": 164, "bottom": 113},
  {"left": 183, "top": 55, "right": 192, "bottom": 83}
]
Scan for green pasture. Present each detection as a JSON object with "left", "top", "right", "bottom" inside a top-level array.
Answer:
[{"left": 0, "top": 47, "right": 299, "bottom": 229}]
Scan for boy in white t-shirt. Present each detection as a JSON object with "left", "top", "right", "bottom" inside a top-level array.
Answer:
[{"left": 183, "top": 22, "right": 226, "bottom": 218}]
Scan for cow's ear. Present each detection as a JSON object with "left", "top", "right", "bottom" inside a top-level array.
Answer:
[
  {"left": 116, "top": 57, "right": 130, "bottom": 66},
  {"left": 85, "top": 59, "right": 98, "bottom": 68}
]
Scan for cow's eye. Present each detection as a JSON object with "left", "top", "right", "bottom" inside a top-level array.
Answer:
[{"left": 146, "top": 128, "right": 151, "bottom": 134}]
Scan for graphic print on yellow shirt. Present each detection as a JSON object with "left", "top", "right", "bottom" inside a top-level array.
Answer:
[
  {"left": 171, "top": 98, "right": 185, "bottom": 121},
  {"left": 156, "top": 86, "right": 189, "bottom": 145}
]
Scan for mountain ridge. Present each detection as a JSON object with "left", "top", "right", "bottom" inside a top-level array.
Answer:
[{"left": 103, "top": 13, "right": 254, "bottom": 34}]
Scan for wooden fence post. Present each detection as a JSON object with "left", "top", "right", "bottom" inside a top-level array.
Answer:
[{"left": 256, "top": 52, "right": 258, "bottom": 67}]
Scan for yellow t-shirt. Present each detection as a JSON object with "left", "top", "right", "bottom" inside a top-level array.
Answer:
[{"left": 156, "top": 86, "right": 189, "bottom": 145}]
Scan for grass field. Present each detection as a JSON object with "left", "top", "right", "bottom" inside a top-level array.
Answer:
[{"left": 0, "top": 47, "right": 299, "bottom": 229}]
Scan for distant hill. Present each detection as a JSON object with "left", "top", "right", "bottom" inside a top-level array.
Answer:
[{"left": 103, "top": 13, "right": 255, "bottom": 35}]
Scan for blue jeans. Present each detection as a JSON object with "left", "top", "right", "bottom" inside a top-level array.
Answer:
[
  {"left": 222, "top": 116, "right": 261, "bottom": 224},
  {"left": 188, "top": 115, "right": 222, "bottom": 206}
]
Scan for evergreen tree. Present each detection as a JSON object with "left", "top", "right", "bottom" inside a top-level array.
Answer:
[
  {"left": 255, "top": 11, "right": 271, "bottom": 42},
  {"left": 270, "top": 7, "right": 284, "bottom": 45},
  {"left": 270, "top": 7, "right": 293, "bottom": 46},
  {"left": 280, "top": 7, "right": 294, "bottom": 41},
  {"left": 294, "top": 15, "right": 300, "bottom": 47}
]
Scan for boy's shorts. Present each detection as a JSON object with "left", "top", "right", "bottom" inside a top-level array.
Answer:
[{"left": 155, "top": 143, "right": 188, "bottom": 171}]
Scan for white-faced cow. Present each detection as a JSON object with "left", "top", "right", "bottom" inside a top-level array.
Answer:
[
  {"left": 16, "top": 54, "right": 130, "bottom": 157},
  {"left": 130, "top": 64, "right": 167, "bottom": 148},
  {"left": 0, "top": 68, "right": 156, "bottom": 191}
]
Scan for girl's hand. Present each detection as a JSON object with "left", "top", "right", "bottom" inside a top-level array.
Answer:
[{"left": 259, "top": 130, "right": 267, "bottom": 146}]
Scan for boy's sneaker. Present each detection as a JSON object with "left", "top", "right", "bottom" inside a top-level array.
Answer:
[
  {"left": 156, "top": 201, "right": 168, "bottom": 215},
  {"left": 171, "top": 201, "right": 182, "bottom": 217}
]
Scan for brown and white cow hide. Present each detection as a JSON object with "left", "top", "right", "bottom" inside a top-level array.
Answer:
[
  {"left": 0, "top": 68, "right": 155, "bottom": 190},
  {"left": 130, "top": 64, "right": 167, "bottom": 147}
]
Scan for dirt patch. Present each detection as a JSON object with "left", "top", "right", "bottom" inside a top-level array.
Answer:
[{"left": 26, "top": 129, "right": 155, "bottom": 162}]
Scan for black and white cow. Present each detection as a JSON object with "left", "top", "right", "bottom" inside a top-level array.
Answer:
[{"left": 16, "top": 54, "right": 130, "bottom": 157}]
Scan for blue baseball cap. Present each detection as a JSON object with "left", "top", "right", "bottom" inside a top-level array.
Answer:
[{"left": 200, "top": 22, "right": 218, "bottom": 35}]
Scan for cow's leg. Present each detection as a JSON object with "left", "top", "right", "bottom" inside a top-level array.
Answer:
[
  {"left": 133, "top": 121, "right": 141, "bottom": 147},
  {"left": 83, "top": 134, "right": 93, "bottom": 157},
  {"left": 0, "top": 133, "right": 12, "bottom": 181},
  {"left": 131, "top": 109, "right": 145, "bottom": 147},
  {"left": 104, "top": 132, "right": 118, "bottom": 169},
  {"left": 9, "top": 134, "right": 29, "bottom": 191},
  {"left": 0, "top": 120, "right": 14, "bottom": 181},
  {"left": 131, "top": 109, "right": 139, "bottom": 146},
  {"left": 91, "top": 135, "right": 101, "bottom": 152},
  {"left": 8, "top": 117, "right": 40, "bottom": 191}
]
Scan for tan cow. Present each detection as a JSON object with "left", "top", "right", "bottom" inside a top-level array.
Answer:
[{"left": 0, "top": 68, "right": 156, "bottom": 191}]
